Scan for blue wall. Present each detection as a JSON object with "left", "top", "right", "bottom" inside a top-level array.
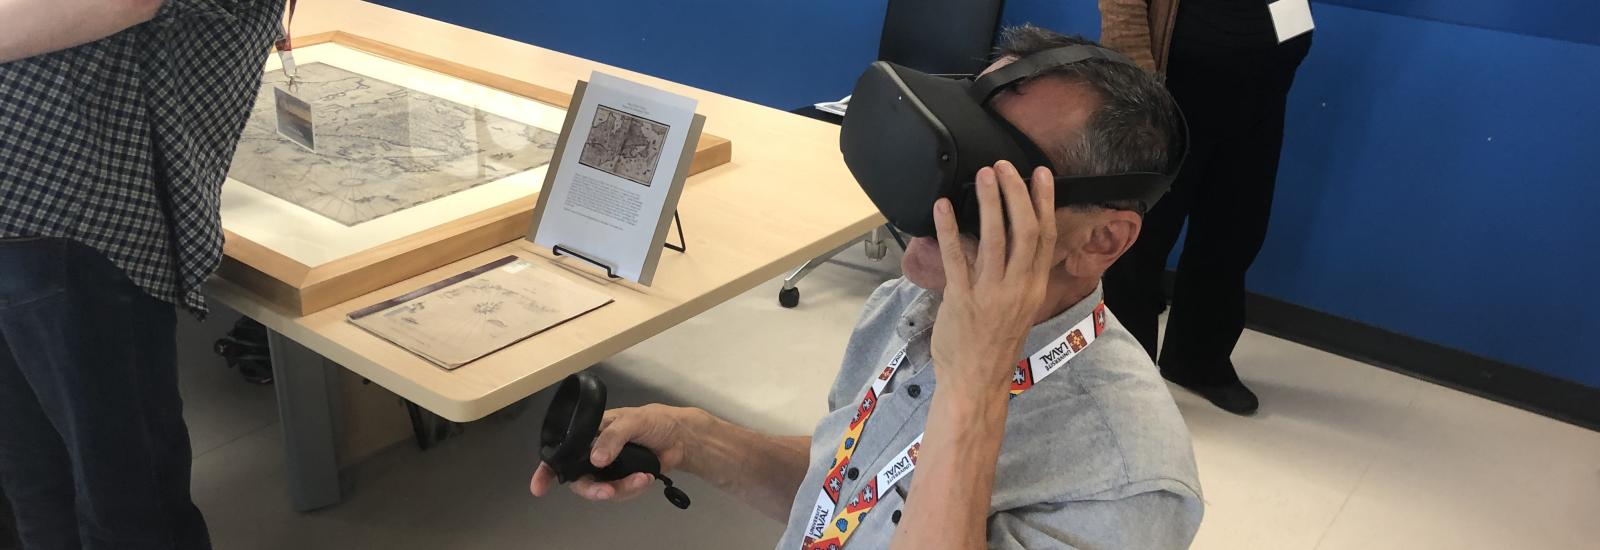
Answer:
[
  {"left": 373, "top": 0, "right": 888, "bottom": 111},
  {"left": 1254, "top": 4, "right": 1599, "bottom": 387},
  {"left": 1317, "top": 0, "right": 1600, "bottom": 46},
  {"left": 375, "top": 1, "right": 1599, "bottom": 388}
]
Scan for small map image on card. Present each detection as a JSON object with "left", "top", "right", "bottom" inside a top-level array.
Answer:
[
  {"left": 578, "top": 105, "right": 670, "bottom": 186},
  {"left": 228, "top": 62, "right": 559, "bottom": 226}
]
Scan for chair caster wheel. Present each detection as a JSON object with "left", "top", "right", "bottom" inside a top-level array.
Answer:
[
  {"left": 865, "top": 240, "right": 888, "bottom": 261},
  {"left": 779, "top": 287, "right": 800, "bottom": 308}
]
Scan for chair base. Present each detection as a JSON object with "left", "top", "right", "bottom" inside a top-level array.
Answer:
[{"left": 778, "top": 226, "right": 900, "bottom": 308}]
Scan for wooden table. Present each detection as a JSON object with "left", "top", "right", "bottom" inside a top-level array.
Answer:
[{"left": 207, "top": 0, "right": 881, "bottom": 511}]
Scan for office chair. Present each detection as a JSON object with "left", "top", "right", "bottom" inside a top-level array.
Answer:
[{"left": 779, "top": 0, "right": 1006, "bottom": 308}]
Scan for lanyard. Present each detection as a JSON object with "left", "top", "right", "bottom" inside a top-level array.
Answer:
[
  {"left": 801, "top": 302, "right": 1108, "bottom": 550},
  {"left": 275, "top": 0, "right": 299, "bottom": 80}
]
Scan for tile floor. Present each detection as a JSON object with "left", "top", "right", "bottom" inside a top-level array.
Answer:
[{"left": 148, "top": 244, "right": 1600, "bottom": 549}]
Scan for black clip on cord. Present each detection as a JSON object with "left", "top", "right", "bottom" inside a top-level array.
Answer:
[{"left": 539, "top": 372, "right": 691, "bottom": 510}]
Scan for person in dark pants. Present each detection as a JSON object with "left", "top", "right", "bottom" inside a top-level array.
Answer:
[
  {"left": 0, "top": 241, "right": 202, "bottom": 549},
  {"left": 0, "top": 1, "right": 283, "bottom": 548},
  {"left": 2, "top": 491, "right": 15, "bottom": 549},
  {"left": 1100, "top": 0, "right": 1311, "bottom": 414}
]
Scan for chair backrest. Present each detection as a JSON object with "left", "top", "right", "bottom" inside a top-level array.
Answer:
[{"left": 877, "top": 0, "right": 1007, "bottom": 76}]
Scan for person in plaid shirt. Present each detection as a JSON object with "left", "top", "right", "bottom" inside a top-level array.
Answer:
[{"left": 0, "top": 1, "right": 282, "bottom": 547}]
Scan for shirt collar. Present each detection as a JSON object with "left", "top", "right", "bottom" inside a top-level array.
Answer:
[
  {"left": 897, "top": 289, "right": 942, "bottom": 341},
  {"left": 898, "top": 282, "right": 1105, "bottom": 359},
  {"left": 1022, "top": 283, "right": 1105, "bottom": 358}
]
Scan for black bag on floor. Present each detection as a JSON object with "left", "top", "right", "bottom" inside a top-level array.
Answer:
[{"left": 213, "top": 317, "right": 273, "bottom": 385}]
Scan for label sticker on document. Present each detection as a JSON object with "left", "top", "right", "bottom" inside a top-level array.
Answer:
[
  {"left": 1268, "top": 0, "right": 1314, "bottom": 43},
  {"left": 274, "top": 87, "right": 315, "bottom": 151}
]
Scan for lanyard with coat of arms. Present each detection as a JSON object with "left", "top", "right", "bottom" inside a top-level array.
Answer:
[{"left": 801, "top": 302, "right": 1108, "bottom": 550}]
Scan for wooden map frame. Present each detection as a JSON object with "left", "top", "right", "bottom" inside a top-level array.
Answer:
[{"left": 218, "top": 32, "right": 734, "bottom": 316}]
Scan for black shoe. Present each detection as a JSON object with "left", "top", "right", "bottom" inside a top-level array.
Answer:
[{"left": 1163, "top": 374, "right": 1260, "bottom": 416}]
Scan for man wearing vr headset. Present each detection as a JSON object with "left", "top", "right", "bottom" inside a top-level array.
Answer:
[{"left": 533, "top": 26, "right": 1201, "bottom": 549}]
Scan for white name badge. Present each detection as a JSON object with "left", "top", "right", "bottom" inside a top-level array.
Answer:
[
  {"left": 273, "top": 87, "right": 315, "bottom": 151},
  {"left": 1268, "top": 0, "right": 1315, "bottom": 43}
]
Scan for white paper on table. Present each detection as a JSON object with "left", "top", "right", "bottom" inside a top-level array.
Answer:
[
  {"left": 814, "top": 95, "right": 851, "bottom": 116},
  {"left": 347, "top": 256, "right": 613, "bottom": 370},
  {"left": 1269, "top": 0, "right": 1315, "bottom": 43},
  {"left": 531, "top": 72, "right": 698, "bottom": 284}
]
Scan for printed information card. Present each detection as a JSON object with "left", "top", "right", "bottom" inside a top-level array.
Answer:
[{"left": 530, "top": 72, "right": 703, "bottom": 285}]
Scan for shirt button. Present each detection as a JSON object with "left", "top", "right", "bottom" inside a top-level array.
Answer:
[
  {"left": 847, "top": 467, "right": 860, "bottom": 480},
  {"left": 906, "top": 384, "right": 922, "bottom": 398},
  {"left": 892, "top": 510, "right": 902, "bottom": 524}
]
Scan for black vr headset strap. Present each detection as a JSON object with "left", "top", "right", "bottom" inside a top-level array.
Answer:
[
  {"left": 956, "top": 173, "right": 1171, "bottom": 228},
  {"left": 954, "top": 45, "right": 1183, "bottom": 223},
  {"left": 980, "top": 84, "right": 1173, "bottom": 214},
  {"left": 970, "top": 45, "right": 1140, "bottom": 104},
  {"left": 987, "top": 107, "right": 1054, "bottom": 174},
  {"left": 1053, "top": 172, "right": 1172, "bottom": 212}
]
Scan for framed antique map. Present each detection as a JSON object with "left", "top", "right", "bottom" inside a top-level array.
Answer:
[
  {"left": 230, "top": 62, "right": 561, "bottom": 226},
  {"left": 217, "top": 33, "right": 733, "bottom": 315}
]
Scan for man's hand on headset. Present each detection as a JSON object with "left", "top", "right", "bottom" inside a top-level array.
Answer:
[
  {"left": 530, "top": 404, "right": 697, "bottom": 501},
  {"left": 929, "top": 160, "right": 1058, "bottom": 399},
  {"left": 893, "top": 160, "right": 1058, "bottom": 550}
]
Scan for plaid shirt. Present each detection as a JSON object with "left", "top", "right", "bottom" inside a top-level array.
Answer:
[{"left": 0, "top": 0, "right": 282, "bottom": 314}]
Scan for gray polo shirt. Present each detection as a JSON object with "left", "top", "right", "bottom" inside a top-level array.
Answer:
[{"left": 774, "top": 278, "right": 1203, "bottom": 549}]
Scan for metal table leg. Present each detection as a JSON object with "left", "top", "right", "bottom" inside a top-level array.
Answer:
[{"left": 267, "top": 330, "right": 344, "bottom": 512}]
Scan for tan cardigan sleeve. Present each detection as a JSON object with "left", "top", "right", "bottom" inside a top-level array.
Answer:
[{"left": 1099, "top": 0, "right": 1157, "bottom": 73}]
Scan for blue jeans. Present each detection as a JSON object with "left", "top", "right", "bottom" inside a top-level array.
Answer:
[{"left": 0, "top": 238, "right": 210, "bottom": 549}]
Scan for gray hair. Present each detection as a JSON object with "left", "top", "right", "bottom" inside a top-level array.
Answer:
[{"left": 994, "top": 25, "right": 1183, "bottom": 214}]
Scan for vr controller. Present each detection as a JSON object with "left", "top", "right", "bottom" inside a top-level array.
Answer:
[{"left": 539, "top": 372, "right": 691, "bottom": 510}]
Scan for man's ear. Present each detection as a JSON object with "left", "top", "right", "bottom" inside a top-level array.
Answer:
[{"left": 1061, "top": 209, "right": 1142, "bottom": 278}]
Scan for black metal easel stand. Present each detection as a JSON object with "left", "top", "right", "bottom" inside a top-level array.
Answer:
[{"left": 552, "top": 211, "right": 687, "bottom": 278}]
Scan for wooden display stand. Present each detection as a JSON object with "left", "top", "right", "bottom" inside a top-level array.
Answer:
[{"left": 218, "top": 32, "right": 734, "bottom": 317}]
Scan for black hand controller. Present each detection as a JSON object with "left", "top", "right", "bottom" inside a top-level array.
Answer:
[{"left": 539, "top": 372, "right": 691, "bottom": 510}]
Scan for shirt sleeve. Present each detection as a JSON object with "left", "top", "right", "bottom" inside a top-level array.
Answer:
[
  {"left": 156, "top": 0, "right": 256, "bottom": 22},
  {"left": 986, "top": 490, "right": 1203, "bottom": 550}
]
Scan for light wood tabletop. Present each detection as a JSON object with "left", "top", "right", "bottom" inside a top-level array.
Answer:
[{"left": 209, "top": 0, "right": 881, "bottom": 422}]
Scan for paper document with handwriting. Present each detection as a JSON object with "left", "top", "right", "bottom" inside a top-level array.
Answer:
[{"left": 347, "top": 256, "right": 612, "bottom": 369}]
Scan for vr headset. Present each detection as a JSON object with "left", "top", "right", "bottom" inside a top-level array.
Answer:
[{"left": 840, "top": 45, "right": 1187, "bottom": 237}]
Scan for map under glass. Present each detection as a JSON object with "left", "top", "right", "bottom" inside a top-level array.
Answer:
[
  {"left": 228, "top": 62, "right": 560, "bottom": 226},
  {"left": 578, "top": 105, "right": 670, "bottom": 186}
]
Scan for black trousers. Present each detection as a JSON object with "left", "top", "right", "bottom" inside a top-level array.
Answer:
[
  {"left": 2, "top": 490, "right": 14, "bottom": 549},
  {"left": 0, "top": 238, "right": 209, "bottom": 550},
  {"left": 1104, "top": 25, "right": 1311, "bottom": 384}
]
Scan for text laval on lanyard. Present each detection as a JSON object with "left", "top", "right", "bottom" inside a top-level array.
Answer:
[{"left": 799, "top": 302, "right": 1108, "bottom": 550}]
